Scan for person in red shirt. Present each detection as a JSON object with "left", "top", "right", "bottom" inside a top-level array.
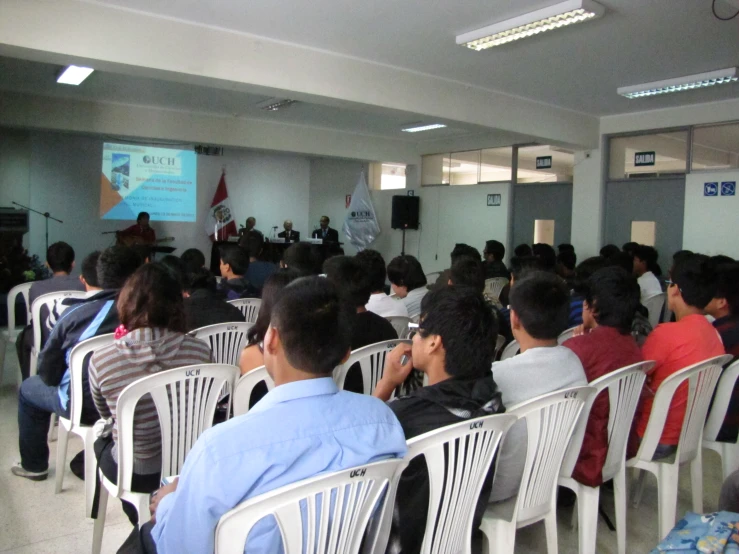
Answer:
[
  {"left": 635, "top": 254, "right": 725, "bottom": 459},
  {"left": 117, "top": 211, "right": 156, "bottom": 245},
  {"left": 564, "top": 266, "right": 643, "bottom": 486}
]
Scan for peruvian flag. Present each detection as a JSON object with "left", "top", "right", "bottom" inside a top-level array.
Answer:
[{"left": 205, "top": 172, "right": 237, "bottom": 241}]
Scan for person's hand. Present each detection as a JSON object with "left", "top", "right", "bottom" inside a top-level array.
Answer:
[
  {"left": 383, "top": 343, "right": 414, "bottom": 388},
  {"left": 149, "top": 477, "right": 179, "bottom": 523},
  {"left": 572, "top": 324, "right": 587, "bottom": 337}
]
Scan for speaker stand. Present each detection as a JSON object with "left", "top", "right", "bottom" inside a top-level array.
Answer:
[{"left": 401, "top": 226, "right": 407, "bottom": 256}]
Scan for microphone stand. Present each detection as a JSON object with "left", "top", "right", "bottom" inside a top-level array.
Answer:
[{"left": 12, "top": 201, "right": 63, "bottom": 253}]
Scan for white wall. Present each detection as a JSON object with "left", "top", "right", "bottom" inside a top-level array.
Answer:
[
  {"left": 571, "top": 147, "right": 604, "bottom": 259},
  {"left": 684, "top": 170, "right": 739, "bottom": 258}
]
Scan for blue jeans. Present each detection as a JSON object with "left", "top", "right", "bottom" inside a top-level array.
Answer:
[{"left": 18, "top": 376, "right": 68, "bottom": 472}]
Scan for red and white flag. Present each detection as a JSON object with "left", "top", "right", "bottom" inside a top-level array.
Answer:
[{"left": 205, "top": 172, "right": 237, "bottom": 241}]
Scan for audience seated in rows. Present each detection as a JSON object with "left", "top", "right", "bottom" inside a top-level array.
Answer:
[
  {"left": 89, "top": 263, "right": 212, "bottom": 524},
  {"left": 490, "top": 271, "right": 587, "bottom": 502},
  {"left": 280, "top": 241, "right": 322, "bottom": 275},
  {"left": 532, "top": 243, "right": 557, "bottom": 271},
  {"left": 355, "top": 249, "right": 408, "bottom": 318},
  {"left": 568, "top": 256, "right": 608, "bottom": 328},
  {"left": 633, "top": 245, "right": 663, "bottom": 303},
  {"left": 562, "top": 266, "right": 643, "bottom": 486},
  {"left": 498, "top": 254, "right": 547, "bottom": 311},
  {"left": 557, "top": 248, "right": 577, "bottom": 286},
  {"left": 632, "top": 254, "right": 725, "bottom": 459},
  {"left": 373, "top": 286, "right": 505, "bottom": 553},
  {"left": 145, "top": 277, "right": 407, "bottom": 554},
  {"left": 483, "top": 239, "right": 510, "bottom": 280},
  {"left": 12, "top": 246, "right": 142, "bottom": 481},
  {"left": 514, "top": 243, "right": 532, "bottom": 257},
  {"left": 217, "top": 244, "right": 257, "bottom": 299},
  {"left": 429, "top": 243, "right": 481, "bottom": 291},
  {"left": 600, "top": 244, "right": 621, "bottom": 260},
  {"left": 243, "top": 234, "right": 277, "bottom": 293},
  {"left": 387, "top": 254, "right": 428, "bottom": 320},
  {"left": 182, "top": 268, "right": 244, "bottom": 331}
]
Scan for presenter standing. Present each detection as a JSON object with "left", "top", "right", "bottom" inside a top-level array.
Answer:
[
  {"left": 116, "top": 212, "right": 156, "bottom": 246},
  {"left": 238, "top": 216, "right": 263, "bottom": 249},
  {"left": 278, "top": 220, "right": 300, "bottom": 243},
  {"left": 312, "top": 216, "right": 339, "bottom": 242}
]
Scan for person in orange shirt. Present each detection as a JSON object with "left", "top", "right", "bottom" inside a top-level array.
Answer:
[{"left": 635, "top": 254, "right": 725, "bottom": 459}]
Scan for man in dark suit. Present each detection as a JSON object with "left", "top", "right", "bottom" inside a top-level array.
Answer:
[
  {"left": 277, "top": 219, "right": 300, "bottom": 243},
  {"left": 312, "top": 215, "right": 339, "bottom": 243}
]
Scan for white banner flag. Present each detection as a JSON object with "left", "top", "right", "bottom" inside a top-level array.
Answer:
[{"left": 342, "top": 172, "right": 381, "bottom": 250}]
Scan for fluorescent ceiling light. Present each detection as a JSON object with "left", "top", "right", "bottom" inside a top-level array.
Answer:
[
  {"left": 56, "top": 65, "right": 94, "bottom": 85},
  {"left": 256, "top": 98, "right": 297, "bottom": 111},
  {"left": 402, "top": 123, "right": 447, "bottom": 133},
  {"left": 618, "top": 67, "right": 739, "bottom": 99},
  {"left": 456, "top": 0, "right": 604, "bottom": 51}
]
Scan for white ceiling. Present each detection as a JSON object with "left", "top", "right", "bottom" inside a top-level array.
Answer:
[{"left": 84, "top": 0, "right": 739, "bottom": 116}]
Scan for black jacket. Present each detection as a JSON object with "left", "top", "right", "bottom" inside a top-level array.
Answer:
[
  {"left": 311, "top": 227, "right": 339, "bottom": 242},
  {"left": 184, "top": 289, "right": 246, "bottom": 331},
  {"left": 277, "top": 230, "right": 300, "bottom": 242}
]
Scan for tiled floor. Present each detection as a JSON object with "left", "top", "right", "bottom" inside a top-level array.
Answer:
[{"left": 0, "top": 350, "right": 725, "bottom": 553}]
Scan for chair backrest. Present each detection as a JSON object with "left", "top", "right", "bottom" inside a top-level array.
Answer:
[
  {"left": 67, "top": 333, "right": 115, "bottom": 426},
  {"left": 484, "top": 277, "right": 509, "bottom": 301},
  {"left": 704, "top": 359, "right": 739, "bottom": 443},
  {"left": 190, "top": 322, "right": 253, "bottom": 366},
  {"left": 425, "top": 271, "right": 442, "bottom": 285},
  {"left": 500, "top": 339, "right": 520, "bottom": 361},
  {"left": 494, "top": 334, "right": 506, "bottom": 359},
  {"left": 635, "top": 354, "right": 733, "bottom": 465},
  {"left": 227, "top": 298, "right": 262, "bottom": 324},
  {"left": 6, "top": 282, "right": 33, "bottom": 333},
  {"left": 560, "top": 362, "right": 652, "bottom": 481},
  {"left": 215, "top": 459, "right": 403, "bottom": 554},
  {"left": 401, "top": 413, "right": 517, "bottom": 554},
  {"left": 114, "top": 363, "right": 240, "bottom": 491},
  {"left": 31, "top": 290, "right": 86, "bottom": 351},
  {"left": 557, "top": 326, "right": 578, "bottom": 345},
  {"left": 333, "top": 339, "right": 412, "bottom": 395},
  {"left": 643, "top": 292, "right": 666, "bottom": 329},
  {"left": 232, "top": 366, "right": 275, "bottom": 416},
  {"left": 386, "top": 316, "right": 412, "bottom": 339},
  {"left": 506, "top": 386, "right": 595, "bottom": 524}
]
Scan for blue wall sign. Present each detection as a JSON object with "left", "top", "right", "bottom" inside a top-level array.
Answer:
[
  {"left": 704, "top": 182, "right": 719, "bottom": 197},
  {"left": 721, "top": 181, "right": 736, "bottom": 196}
]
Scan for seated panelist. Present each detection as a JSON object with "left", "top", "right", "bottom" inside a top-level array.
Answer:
[
  {"left": 277, "top": 220, "right": 300, "bottom": 243},
  {"left": 311, "top": 215, "right": 339, "bottom": 243}
]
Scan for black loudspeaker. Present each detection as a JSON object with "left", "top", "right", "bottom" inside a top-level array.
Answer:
[{"left": 391, "top": 196, "right": 420, "bottom": 230}]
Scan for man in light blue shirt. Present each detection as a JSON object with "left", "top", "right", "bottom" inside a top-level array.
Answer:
[{"left": 145, "top": 277, "right": 407, "bottom": 554}]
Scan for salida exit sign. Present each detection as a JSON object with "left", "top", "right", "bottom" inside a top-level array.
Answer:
[{"left": 635, "top": 151, "right": 656, "bottom": 167}]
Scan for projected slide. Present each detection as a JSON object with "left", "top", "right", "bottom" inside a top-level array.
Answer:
[{"left": 100, "top": 143, "right": 197, "bottom": 222}]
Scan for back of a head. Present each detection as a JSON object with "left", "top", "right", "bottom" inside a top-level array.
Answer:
[
  {"left": 622, "top": 242, "right": 638, "bottom": 256},
  {"left": 450, "top": 257, "right": 485, "bottom": 293},
  {"left": 607, "top": 251, "right": 634, "bottom": 274},
  {"left": 184, "top": 267, "right": 217, "bottom": 293},
  {"left": 386, "top": 255, "right": 427, "bottom": 291},
  {"left": 532, "top": 243, "right": 557, "bottom": 270},
  {"left": 117, "top": 263, "right": 185, "bottom": 333},
  {"left": 509, "top": 255, "right": 547, "bottom": 282},
  {"left": 557, "top": 250, "right": 577, "bottom": 271},
  {"left": 97, "top": 246, "right": 143, "bottom": 289},
  {"left": 81, "top": 251, "right": 101, "bottom": 287},
  {"left": 710, "top": 254, "right": 735, "bottom": 267},
  {"left": 586, "top": 266, "right": 640, "bottom": 334},
  {"left": 573, "top": 256, "right": 608, "bottom": 294},
  {"left": 419, "top": 286, "right": 497, "bottom": 378},
  {"left": 47, "top": 241, "right": 75, "bottom": 273},
  {"left": 634, "top": 245, "right": 659, "bottom": 271},
  {"left": 599, "top": 244, "right": 621, "bottom": 259},
  {"left": 450, "top": 243, "right": 481, "bottom": 263},
  {"left": 270, "top": 277, "right": 352, "bottom": 375},
  {"left": 509, "top": 271, "right": 569, "bottom": 340},
  {"left": 514, "top": 243, "right": 532, "bottom": 258},
  {"left": 671, "top": 253, "right": 717, "bottom": 310},
  {"left": 558, "top": 243, "right": 575, "bottom": 254},
  {"left": 160, "top": 254, "right": 187, "bottom": 287},
  {"left": 485, "top": 240, "right": 505, "bottom": 261},
  {"left": 180, "top": 248, "right": 206, "bottom": 272},
  {"left": 283, "top": 242, "right": 321, "bottom": 275},
  {"left": 715, "top": 263, "right": 739, "bottom": 316},
  {"left": 249, "top": 269, "right": 301, "bottom": 344},
  {"left": 130, "top": 244, "right": 152, "bottom": 264},
  {"left": 220, "top": 244, "right": 249, "bottom": 276},
  {"left": 355, "top": 249, "right": 387, "bottom": 293},
  {"left": 323, "top": 255, "right": 372, "bottom": 308}
]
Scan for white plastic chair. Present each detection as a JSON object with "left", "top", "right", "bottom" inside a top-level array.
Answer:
[
  {"left": 484, "top": 277, "right": 509, "bottom": 302},
  {"left": 494, "top": 334, "right": 506, "bottom": 359},
  {"left": 29, "top": 290, "right": 87, "bottom": 377},
  {"left": 215, "top": 459, "right": 404, "bottom": 554},
  {"left": 0, "top": 282, "right": 32, "bottom": 384},
  {"left": 333, "top": 339, "right": 411, "bottom": 396},
  {"left": 232, "top": 366, "right": 275, "bottom": 417},
  {"left": 190, "top": 322, "right": 252, "bottom": 366},
  {"left": 371, "top": 413, "right": 518, "bottom": 554},
  {"left": 627, "top": 354, "right": 732, "bottom": 541},
  {"left": 703, "top": 359, "right": 739, "bottom": 481},
  {"left": 387, "top": 316, "right": 412, "bottom": 339},
  {"left": 642, "top": 292, "right": 666, "bottom": 329},
  {"left": 425, "top": 271, "right": 442, "bottom": 285},
  {"left": 54, "top": 334, "right": 114, "bottom": 515},
  {"left": 557, "top": 326, "right": 578, "bottom": 345},
  {"left": 92, "top": 363, "right": 240, "bottom": 554},
  {"left": 227, "top": 298, "right": 261, "bottom": 324},
  {"left": 480, "top": 386, "right": 596, "bottom": 554},
  {"left": 558, "top": 362, "right": 652, "bottom": 554},
  {"left": 500, "top": 339, "right": 520, "bottom": 361}
]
